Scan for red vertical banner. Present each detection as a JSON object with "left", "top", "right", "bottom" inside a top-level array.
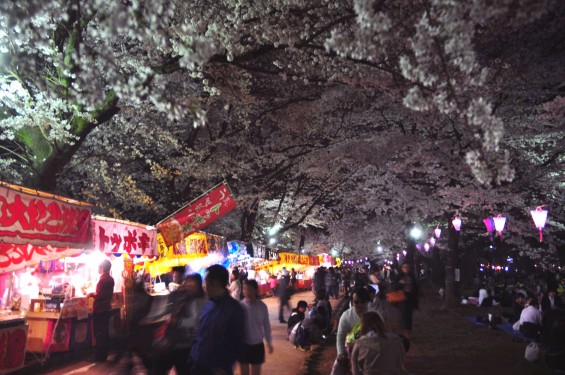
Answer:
[{"left": 157, "top": 183, "right": 236, "bottom": 246}]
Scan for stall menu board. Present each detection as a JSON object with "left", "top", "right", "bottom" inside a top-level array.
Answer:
[
  {"left": 0, "top": 324, "right": 28, "bottom": 373},
  {"left": 0, "top": 182, "right": 92, "bottom": 248},
  {"left": 279, "top": 253, "right": 311, "bottom": 265},
  {"left": 93, "top": 216, "right": 157, "bottom": 256},
  {"left": 252, "top": 243, "right": 266, "bottom": 260}
]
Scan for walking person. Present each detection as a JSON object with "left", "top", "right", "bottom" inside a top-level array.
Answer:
[
  {"left": 238, "top": 279, "right": 274, "bottom": 375},
  {"left": 190, "top": 265, "right": 245, "bottom": 375},
  {"left": 88, "top": 260, "right": 115, "bottom": 362},
  {"left": 278, "top": 275, "right": 292, "bottom": 323},
  {"left": 396, "top": 262, "right": 419, "bottom": 339}
]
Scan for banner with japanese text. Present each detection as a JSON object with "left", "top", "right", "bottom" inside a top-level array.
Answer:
[
  {"left": 157, "top": 183, "right": 236, "bottom": 246},
  {"left": 157, "top": 232, "right": 227, "bottom": 258},
  {"left": 92, "top": 217, "right": 157, "bottom": 256},
  {"left": 0, "top": 182, "right": 92, "bottom": 248},
  {"left": 0, "top": 243, "right": 83, "bottom": 273},
  {"left": 279, "top": 252, "right": 315, "bottom": 266}
]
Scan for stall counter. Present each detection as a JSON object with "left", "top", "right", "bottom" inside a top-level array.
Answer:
[{"left": 0, "top": 313, "right": 28, "bottom": 374}]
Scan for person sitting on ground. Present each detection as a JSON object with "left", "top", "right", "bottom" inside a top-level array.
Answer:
[
  {"left": 514, "top": 296, "right": 542, "bottom": 341},
  {"left": 289, "top": 306, "right": 328, "bottom": 351},
  {"left": 541, "top": 289, "right": 564, "bottom": 313},
  {"left": 511, "top": 294, "right": 525, "bottom": 323},
  {"left": 468, "top": 284, "right": 490, "bottom": 306},
  {"left": 287, "top": 300, "right": 308, "bottom": 337},
  {"left": 351, "top": 311, "right": 406, "bottom": 375},
  {"left": 315, "top": 291, "right": 333, "bottom": 331}
]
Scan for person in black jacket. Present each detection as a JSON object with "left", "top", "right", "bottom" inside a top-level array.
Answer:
[
  {"left": 541, "top": 289, "right": 564, "bottom": 312},
  {"left": 287, "top": 300, "right": 308, "bottom": 336}
]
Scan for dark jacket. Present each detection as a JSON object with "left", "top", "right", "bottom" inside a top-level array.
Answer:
[{"left": 93, "top": 273, "right": 115, "bottom": 313}]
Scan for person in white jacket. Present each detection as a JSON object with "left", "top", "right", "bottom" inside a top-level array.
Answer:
[{"left": 330, "top": 287, "right": 373, "bottom": 375}]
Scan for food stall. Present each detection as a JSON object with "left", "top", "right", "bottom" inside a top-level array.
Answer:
[
  {"left": 147, "top": 232, "right": 228, "bottom": 285},
  {"left": 0, "top": 181, "right": 93, "bottom": 372}
]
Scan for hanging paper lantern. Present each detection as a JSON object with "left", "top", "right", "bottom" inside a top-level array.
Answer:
[
  {"left": 452, "top": 217, "right": 462, "bottom": 232},
  {"left": 424, "top": 243, "right": 430, "bottom": 252},
  {"left": 493, "top": 215, "right": 506, "bottom": 237},
  {"left": 483, "top": 218, "right": 494, "bottom": 233},
  {"left": 434, "top": 227, "right": 441, "bottom": 238},
  {"left": 429, "top": 237, "right": 436, "bottom": 246},
  {"left": 530, "top": 207, "right": 548, "bottom": 242}
]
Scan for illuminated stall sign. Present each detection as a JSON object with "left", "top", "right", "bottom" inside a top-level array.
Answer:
[
  {"left": 267, "top": 248, "right": 279, "bottom": 261},
  {"left": 279, "top": 253, "right": 314, "bottom": 265},
  {"left": 0, "top": 243, "right": 83, "bottom": 274},
  {"left": 0, "top": 182, "right": 92, "bottom": 248},
  {"left": 309, "top": 255, "right": 320, "bottom": 266},
  {"left": 157, "top": 183, "right": 236, "bottom": 247},
  {"left": 157, "top": 232, "right": 225, "bottom": 258},
  {"left": 252, "top": 243, "right": 266, "bottom": 260},
  {"left": 93, "top": 217, "right": 157, "bottom": 256}
]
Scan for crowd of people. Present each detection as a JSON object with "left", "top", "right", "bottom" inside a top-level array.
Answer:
[
  {"left": 86, "top": 260, "right": 422, "bottom": 375},
  {"left": 460, "top": 270, "right": 565, "bottom": 370}
]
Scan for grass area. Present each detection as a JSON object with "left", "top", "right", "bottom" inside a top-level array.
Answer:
[{"left": 314, "top": 286, "right": 552, "bottom": 375}]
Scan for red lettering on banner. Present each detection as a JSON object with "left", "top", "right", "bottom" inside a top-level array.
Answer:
[
  {"left": 98, "top": 227, "right": 110, "bottom": 248},
  {"left": 110, "top": 234, "right": 122, "bottom": 252},
  {"left": 138, "top": 233, "right": 150, "bottom": 254},
  {"left": 44, "top": 202, "right": 62, "bottom": 233},
  {"left": 123, "top": 230, "right": 137, "bottom": 253},
  {"left": 0, "top": 188, "right": 92, "bottom": 247}
]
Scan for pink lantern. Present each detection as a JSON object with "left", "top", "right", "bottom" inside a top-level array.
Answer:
[
  {"left": 429, "top": 237, "right": 436, "bottom": 246},
  {"left": 434, "top": 227, "right": 441, "bottom": 238},
  {"left": 452, "top": 217, "right": 462, "bottom": 232},
  {"left": 483, "top": 218, "right": 494, "bottom": 233},
  {"left": 493, "top": 215, "right": 506, "bottom": 237},
  {"left": 424, "top": 243, "right": 430, "bottom": 252},
  {"left": 530, "top": 206, "right": 548, "bottom": 242}
]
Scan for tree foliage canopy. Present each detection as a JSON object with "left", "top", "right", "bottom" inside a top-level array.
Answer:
[{"left": 0, "top": 0, "right": 564, "bottom": 265}]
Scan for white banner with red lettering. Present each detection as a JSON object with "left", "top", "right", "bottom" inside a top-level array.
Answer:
[
  {"left": 0, "top": 182, "right": 92, "bottom": 248},
  {"left": 92, "top": 217, "right": 157, "bottom": 256},
  {"left": 0, "top": 243, "right": 83, "bottom": 273}
]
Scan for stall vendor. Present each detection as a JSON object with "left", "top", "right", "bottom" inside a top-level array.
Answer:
[{"left": 88, "top": 260, "right": 115, "bottom": 362}]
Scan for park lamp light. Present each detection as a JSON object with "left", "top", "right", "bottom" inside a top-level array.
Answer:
[
  {"left": 268, "top": 237, "right": 277, "bottom": 245},
  {"left": 493, "top": 215, "right": 506, "bottom": 238},
  {"left": 410, "top": 227, "right": 422, "bottom": 240},
  {"left": 452, "top": 217, "right": 462, "bottom": 232},
  {"left": 530, "top": 206, "right": 548, "bottom": 242}
]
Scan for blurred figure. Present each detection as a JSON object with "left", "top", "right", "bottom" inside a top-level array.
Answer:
[
  {"left": 351, "top": 312, "right": 406, "bottom": 375},
  {"left": 88, "top": 260, "right": 115, "bottom": 362},
  {"left": 238, "top": 280, "right": 273, "bottom": 375},
  {"left": 153, "top": 272, "right": 207, "bottom": 375},
  {"left": 190, "top": 265, "right": 245, "bottom": 375},
  {"left": 229, "top": 269, "right": 241, "bottom": 300},
  {"left": 396, "top": 262, "right": 419, "bottom": 339},
  {"left": 541, "top": 289, "right": 564, "bottom": 312},
  {"left": 277, "top": 275, "right": 292, "bottom": 323}
]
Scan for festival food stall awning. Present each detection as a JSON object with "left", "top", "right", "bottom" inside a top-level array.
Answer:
[
  {"left": 147, "top": 232, "right": 228, "bottom": 279},
  {"left": 0, "top": 181, "right": 93, "bottom": 372}
]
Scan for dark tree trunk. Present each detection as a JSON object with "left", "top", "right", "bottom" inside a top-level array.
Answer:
[
  {"left": 240, "top": 202, "right": 258, "bottom": 242},
  {"left": 444, "top": 218, "right": 461, "bottom": 309}
]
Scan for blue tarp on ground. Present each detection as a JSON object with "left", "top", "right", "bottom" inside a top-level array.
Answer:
[{"left": 464, "top": 316, "right": 527, "bottom": 340}]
